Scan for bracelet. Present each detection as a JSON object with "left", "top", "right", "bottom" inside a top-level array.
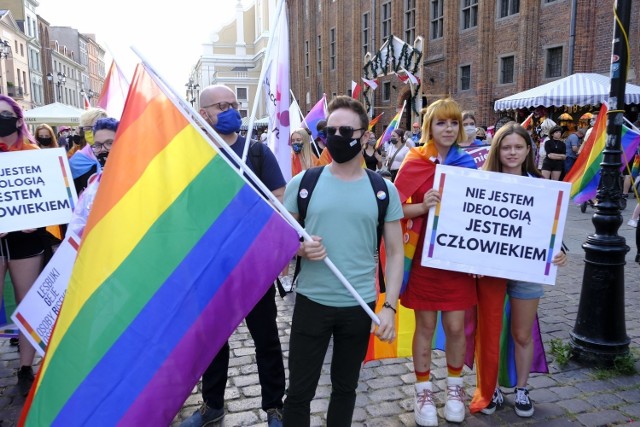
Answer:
[{"left": 382, "top": 301, "right": 397, "bottom": 313}]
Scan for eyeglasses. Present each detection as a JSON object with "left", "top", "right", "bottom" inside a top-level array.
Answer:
[
  {"left": 325, "top": 126, "right": 365, "bottom": 139},
  {"left": 92, "top": 140, "right": 113, "bottom": 151},
  {"left": 201, "top": 101, "right": 239, "bottom": 111}
]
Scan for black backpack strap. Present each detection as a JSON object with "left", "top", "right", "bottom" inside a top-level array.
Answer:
[
  {"left": 364, "top": 169, "right": 390, "bottom": 293},
  {"left": 248, "top": 140, "right": 264, "bottom": 180},
  {"left": 291, "top": 166, "right": 326, "bottom": 286}
]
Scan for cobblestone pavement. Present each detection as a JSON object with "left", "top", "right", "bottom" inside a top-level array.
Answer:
[{"left": 2, "top": 204, "right": 640, "bottom": 426}]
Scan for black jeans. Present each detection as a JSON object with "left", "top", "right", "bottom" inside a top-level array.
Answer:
[
  {"left": 283, "top": 294, "right": 374, "bottom": 427},
  {"left": 201, "top": 285, "right": 284, "bottom": 411}
]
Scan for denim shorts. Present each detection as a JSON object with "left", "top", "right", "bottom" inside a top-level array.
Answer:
[{"left": 506, "top": 280, "right": 544, "bottom": 300}]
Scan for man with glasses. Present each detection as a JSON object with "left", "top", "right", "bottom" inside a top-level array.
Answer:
[
  {"left": 181, "top": 85, "right": 286, "bottom": 427},
  {"left": 282, "top": 96, "right": 404, "bottom": 426}
]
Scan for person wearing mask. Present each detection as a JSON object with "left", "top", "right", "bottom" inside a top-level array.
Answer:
[
  {"left": 34, "top": 124, "right": 59, "bottom": 149},
  {"left": 385, "top": 128, "right": 409, "bottom": 181},
  {"left": 411, "top": 122, "right": 422, "bottom": 145},
  {"left": 282, "top": 95, "right": 404, "bottom": 426},
  {"left": 181, "top": 84, "right": 287, "bottom": 427},
  {"left": 460, "top": 111, "right": 484, "bottom": 147},
  {"left": 290, "top": 128, "right": 319, "bottom": 177},
  {"left": 363, "top": 132, "right": 383, "bottom": 171},
  {"left": 0, "top": 95, "right": 47, "bottom": 396},
  {"left": 68, "top": 108, "right": 108, "bottom": 194},
  {"left": 57, "top": 126, "right": 70, "bottom": 152}
]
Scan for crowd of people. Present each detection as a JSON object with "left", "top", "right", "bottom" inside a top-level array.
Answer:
[{"left": 2, "top": 84, "right": 639, "bottom": 427}]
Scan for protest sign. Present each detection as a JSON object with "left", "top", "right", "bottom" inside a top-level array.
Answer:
[
  {"left": 0, "top": 147, "right": 77, "bottom": 233},
  {"left": 11, "top": 232, "right": 80, "bottom": 355},
  {"left": 462, "top": 144, "right": 490, "bottom": 168},
  {"left": 421, "top": 165, "right": 570, "bottom": 285}
]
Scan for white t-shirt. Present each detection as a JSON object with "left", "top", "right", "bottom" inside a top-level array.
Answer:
[{"left": 386, "top": 144, "right": 409, "bottom": 171}]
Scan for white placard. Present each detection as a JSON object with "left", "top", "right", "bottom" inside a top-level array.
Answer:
[
  {"left": 11, "top": 232, "right": 80, "bottom": 355},
  {"left": 0, "top": 147, "right": 78, "bottom": 233},
  {"left": 421, "top": 165, "right": 570, "bottom": 285}
]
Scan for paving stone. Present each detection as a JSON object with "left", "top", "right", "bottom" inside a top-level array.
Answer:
[
  {"left": 225, "top": 396, "right": 261, "bottom": 412},
  {"left": 367, "top": 386, "right": 405, "bottom": 402},
  {"left": 616, "top": 387, "right": 640, "bottom": 403},
  {"left": 527, "top": 375, "right": 559, "bottom": 389},
  {"left": 527, "top": 388, "right": 560, "bottom": 404},
  {"left": 309, "top": 397, "right": 328, "bottom": 413},
  {"left": 573, "top": 379, "right": 616, "bottom": 393},
  {"left": 574, "top": 409, "right": 630, "bottom": 426},
  {"left": 619, "top": 403, "right": 640, "bottom": 418},
  {"left": 365, "top": 401, "right": 402, "bottom": 417},
  {"left": 241, "top": 384, "right": 262, "bottom": 397},
  {"left": 366, "top": 375, "right": 404, "bottom": 390},
  {"left": 556, "top": 398, "right": 595, "bottom": 414},
  {"left": 548, "top": 385, "right": 581, "bottom": 399},
  {"left": 221, "top": 410, "right": 259, "bottom": 426}
]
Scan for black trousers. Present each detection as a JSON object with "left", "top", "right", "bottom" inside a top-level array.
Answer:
[
  {"left": 201, "top": 285, "right": 285, "bottom": 411},
  {"left": 283, "top": 294, "right": 374, "bottom": 427}
]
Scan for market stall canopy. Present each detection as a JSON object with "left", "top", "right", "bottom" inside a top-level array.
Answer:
[
  {"left": 23, "top": 102, "right": 86, "bottom": 125},
  {"left": 494, "top": 73, "right": 640, "bottom": 111},
  {"left": 240, "top": 116, "right": 269, "bottom": 130}
]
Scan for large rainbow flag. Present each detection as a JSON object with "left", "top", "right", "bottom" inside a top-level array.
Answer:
[
  {"left": 19, "top": 65, "right": 300, "bottom": 426},
  {"left": 564, "top": 105, "right": 640, "bottom": 204}
]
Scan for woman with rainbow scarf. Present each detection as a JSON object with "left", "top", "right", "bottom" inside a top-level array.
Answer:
[{"left": 394, "top": 98, "right": 477, "bottom": 425}]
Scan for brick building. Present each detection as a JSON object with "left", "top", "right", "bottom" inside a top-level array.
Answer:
[{"left": 288, "top": 0, "right": 640, "bottom": 132}]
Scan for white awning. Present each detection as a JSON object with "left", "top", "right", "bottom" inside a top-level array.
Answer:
[
  {"left": 494, "top": 73, "right": 640, "bottom": 111},
  {"left": 23, "top": 102, "right": 86, "bottom": 125}
]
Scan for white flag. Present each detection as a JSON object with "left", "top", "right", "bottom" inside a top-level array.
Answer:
[{"left": 262, "top": 0, "right": 291, "bottom": 181}]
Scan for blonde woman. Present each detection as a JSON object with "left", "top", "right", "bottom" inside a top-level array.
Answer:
[{"left": 290, "top": 128, "right": 319, "bottom": 177}]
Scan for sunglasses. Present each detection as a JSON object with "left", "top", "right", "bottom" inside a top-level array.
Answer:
[{"left": 325, "top": 126, "right": 365, "bottom": 139}]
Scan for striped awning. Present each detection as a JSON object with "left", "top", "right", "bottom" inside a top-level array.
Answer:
[
  {"left": 240, "top": 116, "right": 269, "bottom": 130},
  {"left": 494, "top": 73, "right": 640, "bottom": 111}
]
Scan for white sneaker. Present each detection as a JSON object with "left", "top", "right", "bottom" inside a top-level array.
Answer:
[
  {"left": 444, "top": 377, "right": 466, "bottom": 423},
  {"left": 414, "top": 381, "right": 438, "bottom": 426},
  {"left": 628, "top": 219, "right": 638, "bottom": 228}
]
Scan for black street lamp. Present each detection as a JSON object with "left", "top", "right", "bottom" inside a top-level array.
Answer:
[
  {"left": 0, "top": 40, "right": 10, "bottom": 95},
  {"left": 80, "top": 88, "right": 97, "bottom": 106},
  {"left": 569, "top": 0, "right": 631, "bottom": 366},
  {"left": 47, "top": 71, "right": 66, "bottom": 102},
  {"left": 185, "top": 79, "right": 199, "bottom": 107}
]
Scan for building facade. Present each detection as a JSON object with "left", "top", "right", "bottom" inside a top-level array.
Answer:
[
  {"left": 0, "top": 10, "right": 32, "bottom": 111},
  {"left": 288, "top": 0, "right": 640, "bottom": 130},
  {"left": 191, "top": 0, "right": 274, "bottom": 118},
  {"left": 83, "top": 33, "right": 105, "bottom": 106}
]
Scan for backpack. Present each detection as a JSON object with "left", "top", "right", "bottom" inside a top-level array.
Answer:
[{"left": 279, "top": 166, "right": 390, "bottom": 296}]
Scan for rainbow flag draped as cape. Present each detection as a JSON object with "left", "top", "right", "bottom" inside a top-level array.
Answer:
[
  {"left": 19, "top": 65, "right": 300, "bottom": 426},
  {"left": 564, "top": 105, "right": 640, "bottom": 204}
]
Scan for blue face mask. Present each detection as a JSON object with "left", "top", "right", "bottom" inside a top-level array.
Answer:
[
  {"left": 213, "top": 109, "right": 242, "bottom": 135},
  {"left": 292, "top": 143, "right": 303, "bottom": 153}
]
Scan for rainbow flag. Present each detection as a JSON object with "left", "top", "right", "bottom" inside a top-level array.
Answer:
[
  {"left": 96, "top": 60, "right": 131, "bottom": 120},
  {"left": 564, "top": 105, "right": 640, "bottom": 204},
  {"left": 374, "top": 108, "right": 403, "bottom": 151},
  {"left": 368, "top": 112, "right": 384, "bottom": 131},
  {"left": 304, "top": 95, "right": 327, "bottom": 141},
  {"left": 19, "top": 65, "right": 300, "bottom": 426}
]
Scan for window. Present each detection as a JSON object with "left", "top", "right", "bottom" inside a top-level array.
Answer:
[
  {"left": 382, "top": 81, "right": 391, "bottom": 101},
  {"left": 381, "top": 2, "right": 391, "bottom": 41},
  {"left": 500, "top": 55, "right": 515, "bottom": 84},
  {"left": 544, "top": 0, "right": 559, "bottom": 3},
  {"left": 405, "top": 0, "right": 416, "bottom": 43},
  {"left": 431, "top": 0, "right": 444, "bottom": 40},
  {"left": 460, "top": 65, "right": 471, "bottom": 90},
  {"left": 461, "top": 0, "right": 478, "bottom": 29},
  {"left": 362, "top": 12, "right": 370, "bottom": 56},
  {"left": 305, "top": 40, "right": 310, "bottom": 77},
  {"left": 330, "top": 28, "right": 336, "bottom": 70},
  {"left": 317, "top": 35, "right": 322, "bottom": 74},
  {"left": 236, "top": 87, "right": 248, "bottom": 100},
  {"left": 239, "top": 109, "right": 248, "bottom": 118},
  {"left": 546, "top": 46, "right": 563, "bottom": 78},
  {"left": 498, "top": 0, "right": 519, "bottom": 18}
]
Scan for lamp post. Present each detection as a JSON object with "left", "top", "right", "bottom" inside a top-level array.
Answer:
[
  {"left": 185, "top": 79, "right": 199, "bottom": 107},
  {"left": 569, "top": 0, "right": 631, "bottom": 366},
  {"left": 47, "top": 71, "right": 66, "bottom": 102},
  {"left": 80, "top": 88, "right": 96, "bottom": 106},
  {"left": 0, "top": 40, "right": 10, "bottom": 95}
]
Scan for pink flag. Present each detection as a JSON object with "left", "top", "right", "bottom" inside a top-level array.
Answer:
[
  {"left": 351, "top": 81, "right": 361, "bottom": 99},
  {"left": 262, "top": 0, "right": 291, "bottom": 181},
  {"left": 362, "top": 77, "right": 378, "bottom": 90},
  {"left": 304, "top": 95, "right": 327, "bottom": 141},
  {"left": 82, "top": 92, "right": 91, "bottom": 110},
  {"left": 97, "top": 61, "right": 130, "bottom": 120}
]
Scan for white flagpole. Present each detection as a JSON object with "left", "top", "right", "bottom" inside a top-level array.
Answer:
[
  {"left": 242, "top": 0, "right": 286, "bottom": 162},
  {"left": 132, "top": 47, "right": 380, "bottom": 325}
]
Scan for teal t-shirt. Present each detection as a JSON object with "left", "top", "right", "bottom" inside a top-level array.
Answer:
[{"left": 284, "top": 167, "right": 403, "bottom": 307}]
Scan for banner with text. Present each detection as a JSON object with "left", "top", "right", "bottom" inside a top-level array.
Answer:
[
  {"left": 421, "top": 165, "right": 570, "bottom": 285},
  {"left": 462, "top": 144, "right": 490, "bottom": 168},
  {"left": 0, "top": 147, "right": 78, "bottom": 233},
  {"left": 11, "top": 232, "right": 80, "bottom": 355}
]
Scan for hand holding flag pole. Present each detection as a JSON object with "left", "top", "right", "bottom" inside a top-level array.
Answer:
[{"left": 133, "top": 47, "right": 381, "bottom": 326}]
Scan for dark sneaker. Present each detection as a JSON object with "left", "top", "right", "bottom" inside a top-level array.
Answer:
[
  {"left": 481, "top": 387, "right": 504, "bottom": 415},
  {"left": 179, "top": 402, "right": 225, "bottom": 427},
  {"left": 514, "top": 387, "right": 534, "bottom": 417},
  {"left": 9, "top": 337, "right": 19, "bottom": 346},
  {"left": 17, "top": 366, "right": 34, "bottom": 396},
  {"left": 266, "top": 408, "right": 283, "bottom": 427}
]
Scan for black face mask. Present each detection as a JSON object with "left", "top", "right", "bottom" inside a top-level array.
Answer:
[
  {"left": 37, "top": 137, "right": 53, "bottom": 146},
  {"left": 72, "top": 135, "right": 83, "bottom": 145},
  {"left": 326, "top": 134, "right": 362, "bottom": 163},
  {"left": 97, "top": 152, "right": 109, "bottom": 166},
  {"left": 0, "top": 116, "right": 18, "bottom": 137}
]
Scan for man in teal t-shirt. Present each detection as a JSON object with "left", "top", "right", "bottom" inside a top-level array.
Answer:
[{"left": 282, "top": 96, "right": 404, "bottom": 427}]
